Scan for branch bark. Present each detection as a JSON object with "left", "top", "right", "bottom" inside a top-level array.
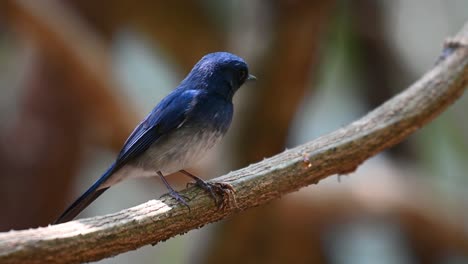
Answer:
[{"left": 0, "top": 22, "right": 467, "bottom": 264}]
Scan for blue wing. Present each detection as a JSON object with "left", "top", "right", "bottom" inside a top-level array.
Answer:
[
  {"left": 53, "top": 89, "right": 201, "bottom": 224},
  {"left": 115, "top": 88, "right": 200, "bottom": 168}
]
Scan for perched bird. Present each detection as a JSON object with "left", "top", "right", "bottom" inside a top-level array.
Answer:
[{"left": 54, "top": 52, "right": 255, "bottom": 224}]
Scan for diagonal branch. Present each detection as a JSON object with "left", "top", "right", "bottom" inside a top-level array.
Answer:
[{"left": 0, "top": 22, "right": 467, "bottom": 264}]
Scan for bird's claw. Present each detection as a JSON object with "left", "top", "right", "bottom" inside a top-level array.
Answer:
[
  {"left": 187, "top": 179, "right": 218, "bottom": 204},
  {"left": 213, "top": 182, "right": 237, "bottom": 210},
  {"left": 187, "top": 180, "right": 236, "bottom": 209}
]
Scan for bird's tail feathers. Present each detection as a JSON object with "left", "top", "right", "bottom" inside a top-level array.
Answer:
[{"left": 53, "top": 163, "right": 116, "bottom": 224}]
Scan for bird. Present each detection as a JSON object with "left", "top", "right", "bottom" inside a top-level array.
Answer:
[{"left": 54, "top": 52, "right": 255, "bottom": 224}]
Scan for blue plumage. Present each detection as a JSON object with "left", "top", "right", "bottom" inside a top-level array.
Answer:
[{"left": 54, "top": 52, "right": 255, "bottom": 224}]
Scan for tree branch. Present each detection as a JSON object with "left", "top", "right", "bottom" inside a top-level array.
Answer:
[{"left": 1, "top": 22, "right": 467, "bottom": 264}]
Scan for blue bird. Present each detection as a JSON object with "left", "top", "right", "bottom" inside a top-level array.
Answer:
[{"left": 54, "top": 52, "right": 255, "bottom": 224}]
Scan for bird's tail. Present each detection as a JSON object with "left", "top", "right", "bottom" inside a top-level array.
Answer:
[{"left": 53, "top": 164, "right": 116, "bottom": 224}]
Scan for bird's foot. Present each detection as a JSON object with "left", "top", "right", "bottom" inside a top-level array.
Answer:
[
  {"left": 179, "top": 170, "right": 237, "bottom": 209},
  {"left": 214, "top": 182, "right": 238, "bottom": 209},
  {"left": 187, "top": 180, "right": 236, "bottom": 209},
  {"left": 187, "top": 178, "right": 218, "bottom": 203},
  {"left": 161, "top": 190, "right": 191, "bottom": 211}
]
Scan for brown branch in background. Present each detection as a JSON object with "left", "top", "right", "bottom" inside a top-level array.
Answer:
[
  {"left": 0, "top": 54, "right": 84, "bottom": 231},
  {"left": 0, "top": 0, "right": 138, "bottom": 229},
  {"left": 2, "top": 0, "right": 138, "bottom": 149},
  {"left": 0, "top": 21, "right": 466, "bottom": 264},
  {"left": 233, "top": 0, "right": 334, "bottom": 167},
  {"left": 69, "top": 0, "right": 224, "bottom": 72}
]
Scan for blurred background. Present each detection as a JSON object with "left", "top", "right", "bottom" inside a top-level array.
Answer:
[{"left": 1, "top": 0, "right": 468, "bottom": 263}]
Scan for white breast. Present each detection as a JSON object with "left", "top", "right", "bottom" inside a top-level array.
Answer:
[
  {"left": 101, "top": 127, "right": 224, "bottom": 188},
  {"left": 153, "top": 129, "right": 224, "bottom": 175}
]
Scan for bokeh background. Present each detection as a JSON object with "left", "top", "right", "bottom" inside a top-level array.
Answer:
[{"left": 1, "top": 0, "right": 468, "bottom": 263}]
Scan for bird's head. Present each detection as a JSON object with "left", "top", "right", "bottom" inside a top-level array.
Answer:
[{"left": 181, "top": 52, "right": 256, "bottom": 100}]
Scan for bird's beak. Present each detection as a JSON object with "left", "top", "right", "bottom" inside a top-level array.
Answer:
[{"left": 246, "top": 74, "right": 257, "bottom": 82}]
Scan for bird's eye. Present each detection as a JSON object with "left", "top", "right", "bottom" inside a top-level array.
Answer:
[{"left": 239, "top": 69, "right": 247, "bottom": 80}]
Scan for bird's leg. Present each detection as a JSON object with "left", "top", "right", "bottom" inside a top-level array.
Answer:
[
  {"left": 180, "top": 170, "right": 218, "bottom": 202},
  {"left": 158, "top": 171, "right": 190, "bottom": 211},
  {"left": 179, "top": 170, "right": 235, "bottom": 208}
]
